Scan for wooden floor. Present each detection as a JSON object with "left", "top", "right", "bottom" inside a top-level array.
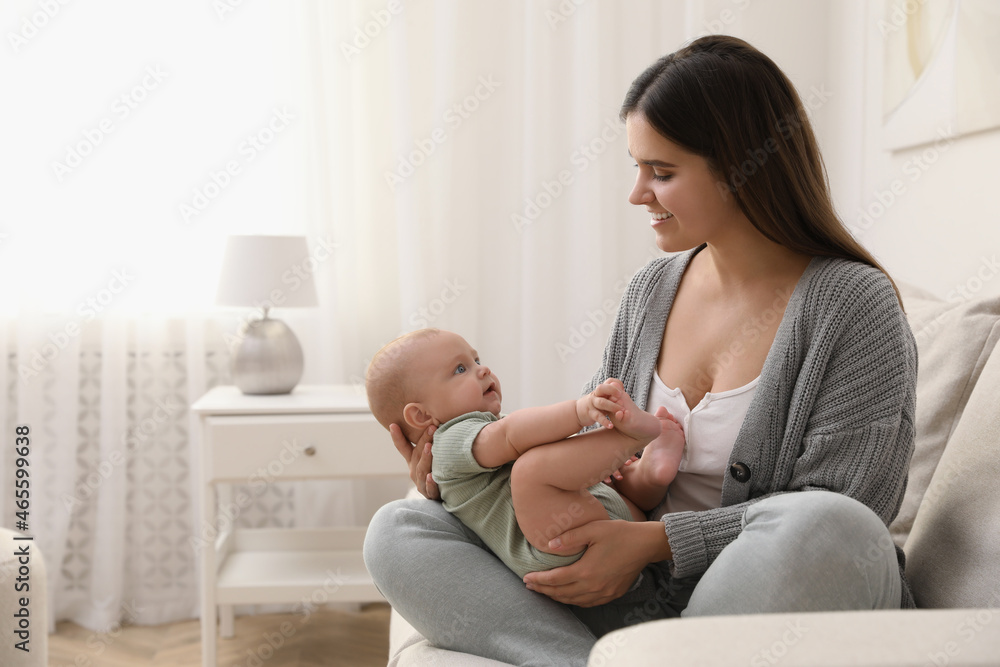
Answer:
[{"left": 49, "top": 603, "right": 391, "bottom": 667}]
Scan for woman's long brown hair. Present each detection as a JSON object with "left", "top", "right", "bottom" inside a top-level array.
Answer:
[{"left": 621, "top": 35, "right": 903, "bottom": 307}]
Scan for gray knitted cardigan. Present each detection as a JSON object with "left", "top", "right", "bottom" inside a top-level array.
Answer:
[{"left": 583, "top": 244, "right": 917, "bottom": 609}]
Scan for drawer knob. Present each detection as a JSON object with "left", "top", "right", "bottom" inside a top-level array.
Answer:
[{"left": 304, "top": 445, "right": 317, "bottom": 457}]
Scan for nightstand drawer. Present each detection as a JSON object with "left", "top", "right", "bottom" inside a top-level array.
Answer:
[{"left": 204, "top": 413, "right": 406, "bottom": 481}]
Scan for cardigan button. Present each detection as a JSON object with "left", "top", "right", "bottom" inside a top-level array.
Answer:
[{"left": 730, "top": 462, "right": 751, "bottom": 483}]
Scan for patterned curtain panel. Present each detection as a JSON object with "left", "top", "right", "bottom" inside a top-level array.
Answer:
[{"left": 1, "top": 316, "right": 327, "bottom": 630}]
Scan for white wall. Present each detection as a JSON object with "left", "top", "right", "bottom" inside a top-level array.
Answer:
[
  {"left": 698, "top": 0, "right": 998, "bottom": 302},
  {"left": 691, "top": 0, "right": 835, "bottom": 145},
  {"left": 827, "top": 0, "right": 999, "bottom": 302},
  {"left": 855, "top": 0, "right": 1000, "bottom": 302}
]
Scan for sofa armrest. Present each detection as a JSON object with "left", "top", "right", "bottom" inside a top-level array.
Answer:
[{"left": 589, "top": 609, "right": 1000, "bottom": 666}]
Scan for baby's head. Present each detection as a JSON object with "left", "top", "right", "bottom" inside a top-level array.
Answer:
[{"left": 365, "top": 328, "right": 502, "bottom": 443}]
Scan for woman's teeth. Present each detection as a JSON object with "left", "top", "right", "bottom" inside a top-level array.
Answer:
[{"left": 651, "top": 212, "right": 674, "bottom": 220}]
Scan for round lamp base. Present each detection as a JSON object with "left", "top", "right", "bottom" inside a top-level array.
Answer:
[{"left": 231, "top": 317, "right": 304, "bottom": 395}]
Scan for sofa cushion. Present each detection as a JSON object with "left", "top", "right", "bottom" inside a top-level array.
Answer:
[
  {"left": 589, "top": 609, "right": 1000, "bottom": 666},
  {"left": 890, "top": 284, "right": 1000, "bottom": 548},
  {"left": 904, "top": 331, "right": 1000, "bottom": 609}
]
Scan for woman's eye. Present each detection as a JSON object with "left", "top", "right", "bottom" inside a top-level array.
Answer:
[
  {"left": 634, "top": 164, "right": 672, "bottom": 182},
  {"left": 455, "top": 364, "right": 466, "bottom": 374}
]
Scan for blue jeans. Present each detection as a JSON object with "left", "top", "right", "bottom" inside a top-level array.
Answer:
[{"left": 363, "top": 491, "right": 902, "bottom": 667}]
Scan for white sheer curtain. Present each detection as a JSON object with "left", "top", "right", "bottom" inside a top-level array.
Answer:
[
  {"left": 290, "top": 0, "right": 692, "bottom": 572},
  {"left": 1, "top": 0, "right": 699, "bottom": 633},
  {"left": 294, "top": 0, "right": 684, "bottom": 409},
  {"left": 0, "top": 0, "right": 361, "bottom": 632},
  {"left": 1, "top": 314, "right": 230, "bottom": 630}
]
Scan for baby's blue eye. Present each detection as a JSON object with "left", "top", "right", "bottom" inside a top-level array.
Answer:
[{"left": 455, "top": 364, "right": 466, "bottom": 374}]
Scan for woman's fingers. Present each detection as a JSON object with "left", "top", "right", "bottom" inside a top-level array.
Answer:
[
  {"left": 417, "top": 439, "right": 440, "bottom": 500},
  {"left": 524, "top": 520, "right": 649, "bottom": 607},
  {"left": 389, "top": 423, "right": 415, "bottom": 462},
  {"left": 390, "top": 423, "right": 439, "bottom": 499},
  {"left": 523, "top": 563, "right": 576, "bottom": 588},
  {"left": 522, "top": 525, "right": 593, "bottom": 594},
  {"left": 523, "top": 567, "right": 617, "bottom": 606},
  {"left": 424, "top": 472, "right": 439, "bottom": 499},
  {"left": 414, "top": 428, "right": 438, "bottom": 498},
  {"left": 546, "top": 522, "right": 593, "bottom": 553}
]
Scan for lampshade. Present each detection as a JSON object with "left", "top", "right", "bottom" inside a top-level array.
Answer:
[{"left": 215, "top": 235, "right": 319, "bottom": 309}]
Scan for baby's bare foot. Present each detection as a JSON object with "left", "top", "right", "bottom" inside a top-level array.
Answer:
[{"left": 635, "top": 406, "right": 686, "bottom": 486}]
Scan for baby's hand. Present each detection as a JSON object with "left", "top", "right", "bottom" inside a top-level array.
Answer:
[{"left": 576, "top": 378, "right": 627, "bottom": 429}]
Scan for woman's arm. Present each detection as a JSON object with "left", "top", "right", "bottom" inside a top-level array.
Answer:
[{"left": 522, "top": 519, "right": 672, "bottom": 606}]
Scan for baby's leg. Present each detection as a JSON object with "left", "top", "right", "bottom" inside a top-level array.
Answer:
[
  {"left": 511, "top": 390, "right": 661, "bottom": 554},
  {"left": 614, "top": 406, "right": 685, "bottom": 512}
]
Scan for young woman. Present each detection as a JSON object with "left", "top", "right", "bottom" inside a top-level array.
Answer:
[{"left": 364, "top": 35, "right": 916, "bottom": 666}]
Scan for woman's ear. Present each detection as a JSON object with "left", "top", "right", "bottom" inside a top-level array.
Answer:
[{"left": 403, "top": 402, "right": 435, "bottom": 430}]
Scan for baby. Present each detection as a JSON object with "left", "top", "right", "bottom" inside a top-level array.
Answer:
[{"left": 365, "top": 328, "right": 685, "bottom": 579}]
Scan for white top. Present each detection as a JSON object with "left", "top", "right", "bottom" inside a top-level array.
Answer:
[{"left": 646, "top": 372, "right": 759, "bottom": 517}]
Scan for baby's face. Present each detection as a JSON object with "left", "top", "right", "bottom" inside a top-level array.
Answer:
[{"left": 410, "top": 331, "right": 502, "bottom": 423}]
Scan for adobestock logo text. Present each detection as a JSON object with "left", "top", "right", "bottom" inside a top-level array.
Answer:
[{"left": 7, "top": 0, "right": 73, "bottom": 53}]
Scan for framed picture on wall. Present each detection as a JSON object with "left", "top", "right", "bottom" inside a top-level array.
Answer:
[{"left": 882, "top": 0, "right": 1000, "bottom": 150}]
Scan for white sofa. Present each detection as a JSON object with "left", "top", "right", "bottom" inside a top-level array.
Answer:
[
  {"left": 386, "top": 282, "right": 1000, "bottom": 666},
  {"left": 0, "top": 527, "right": 48, "bottom": 666}
]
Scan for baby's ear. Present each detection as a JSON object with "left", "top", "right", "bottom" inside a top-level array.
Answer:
[{"left": 403, "top": 402, "right": 435, "bottom": 430}]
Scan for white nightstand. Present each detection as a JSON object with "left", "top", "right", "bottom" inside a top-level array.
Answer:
[{"left": 192, "top": 385, "right": 409, "bottom": 667}]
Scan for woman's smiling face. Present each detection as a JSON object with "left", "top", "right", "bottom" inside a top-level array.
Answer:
[{"left": 626, "top": 112, "right": 745, "bottom": 253}]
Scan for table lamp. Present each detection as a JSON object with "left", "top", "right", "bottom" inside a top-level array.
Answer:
[{"left": 215, "top": 235, "right": 319, "bottom": 394}]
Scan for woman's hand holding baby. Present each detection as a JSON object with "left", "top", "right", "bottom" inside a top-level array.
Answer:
[
  {"left": 523, "top": 519, "right": 672, "bottom": 607},
  {"left": 390, "top": 422, "right": 440, "bottom": 500}
]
